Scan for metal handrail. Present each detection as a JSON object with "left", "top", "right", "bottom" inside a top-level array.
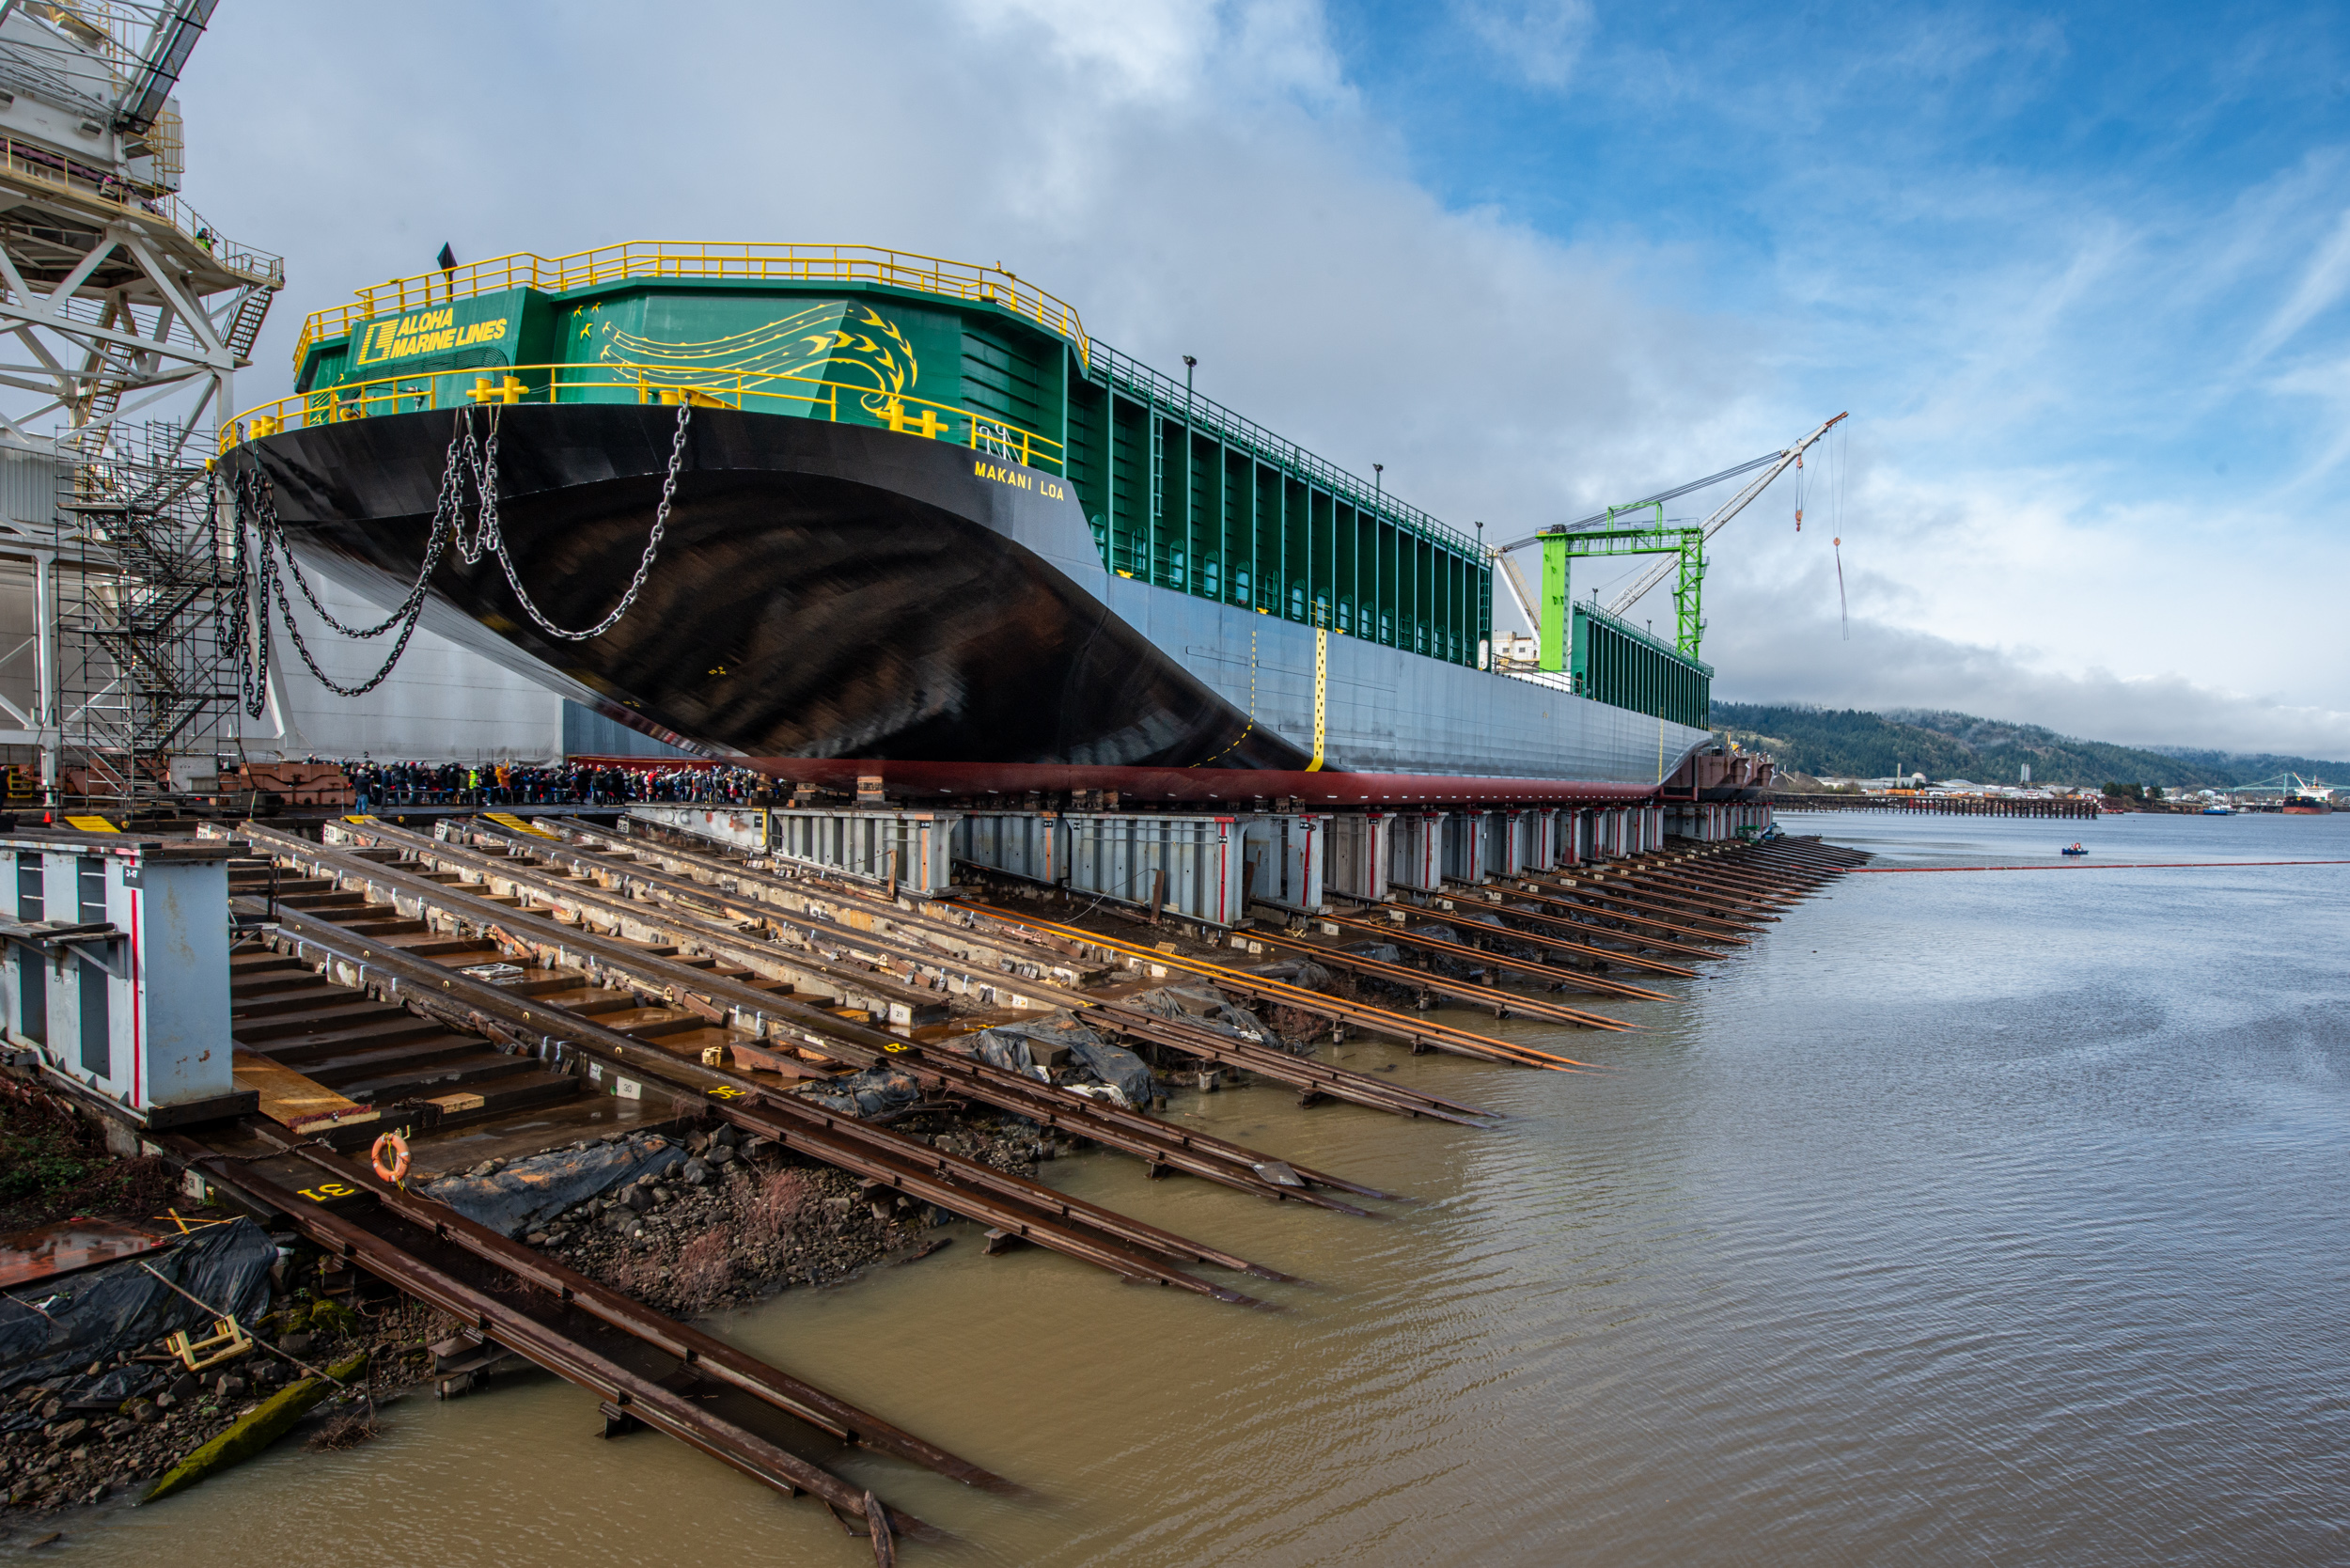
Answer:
[
  {"left": 1088, "top": 342, "right": 1476, "bottom": 557},
  {"left": 220, "top": 361, "right": 1066, "bottom": 473},
  {"left": 281, "top": 243, "right": 1469, "bottom": 560},
  {"left": 292, "top": 242, "right": 1089, "bottom": 369},
  {"left": 0, "top": 134, "right": 282, "bottom": 283},
  {"left": 1572, "top": 596, "right": 1713, "bottom": 674}
]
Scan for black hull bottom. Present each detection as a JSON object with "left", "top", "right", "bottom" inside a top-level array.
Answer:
[{"left": 236, "top": 406, "right": 1676, "bottom": 805}]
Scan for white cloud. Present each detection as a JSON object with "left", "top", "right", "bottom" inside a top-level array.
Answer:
[
  {"left": 954, "top": 0, "right": 1344, "bottom": 103},
  {"left": 1453, "top": 0, "right": 1593, "bottom": 89},
  {"left": 1712, "top": 606, "right": 2350, "bottom": 760},
  {"left": 118, "top": 0, "right": 2350, "bottom": 759},
  {"left": 2247, "top": 205, "right": 2350, "bottom": 363}
]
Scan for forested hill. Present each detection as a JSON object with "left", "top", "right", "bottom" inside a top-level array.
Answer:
[{"left": 1711, "top": 702, "right": 2350, "bottom": 790}]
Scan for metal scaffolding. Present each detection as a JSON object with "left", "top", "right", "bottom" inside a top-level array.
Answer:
[
  {"left": 52, "top": 419, "right": 231, "bottom": 808},
  {"left": 0, "top": 0, "right": 278, "bottom": 812}
]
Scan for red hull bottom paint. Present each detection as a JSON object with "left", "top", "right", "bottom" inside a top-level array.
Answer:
[{"left": 736, "top": 758, "right": 1669, "bottom": 808}]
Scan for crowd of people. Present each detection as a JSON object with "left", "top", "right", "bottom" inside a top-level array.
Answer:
[{"left": 339, "top": 760, "right": 774, "bottom": 810}]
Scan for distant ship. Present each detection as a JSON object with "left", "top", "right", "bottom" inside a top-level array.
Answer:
[
  {"left": 2281, "top": 789, "right": 2333, "bottom": 815},
  {"left": 219, "top": 243, "right": 1754, "bottom": 807}
]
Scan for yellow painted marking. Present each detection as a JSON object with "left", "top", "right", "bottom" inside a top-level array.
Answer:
[
  {"left": 1307, "top": 626, "right": 1327, "bottom": 772},
  {"left": 64, "top": 815, "right": 118, "bottom": 833}
]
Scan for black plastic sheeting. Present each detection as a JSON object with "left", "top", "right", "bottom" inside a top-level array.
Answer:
[
  {"left": 423, "top": 1134, "right": 684, "bottom": 1238},
  {"left": 0, "top": 1217, "right": 276, "bottom": 1395},
  {"left": 1062, "top": 1036, "right": 1152, "bottom": 1109},
  {"left": 0, "top": 1357, "right": 171, "bottom": 1433},
  {"left": 1123, "top": 985, "right": 1308, "bottom": 1056},
  {"left": 1244, "top": 958, "right": 1332, "bottom": 991},
  {"left": 801, "top": 1066, "right": 922, "bottom": 1120},
  {"left": 971, "top": 1015, "right": 1082, "bottom": 1082},
  {"left": 970, "top": 1012, "right": 1157, "bottom": 1108}
]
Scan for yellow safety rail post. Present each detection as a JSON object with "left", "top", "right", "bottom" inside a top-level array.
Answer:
[
  {"left": 224, "top": 362, "right": 1065, "bottom": 474},
  {"left": 295, "top": 242, "right": 1090, "bottom": 371}
]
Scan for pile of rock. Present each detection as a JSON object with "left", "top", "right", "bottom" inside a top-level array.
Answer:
[{"left": 529, "top": 1120, "right": 1048, "bottom": 1316}]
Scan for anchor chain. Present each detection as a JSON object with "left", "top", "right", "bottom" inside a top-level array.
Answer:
[{"left": 223, "top": 401, "right": 693, "bottom": 715}]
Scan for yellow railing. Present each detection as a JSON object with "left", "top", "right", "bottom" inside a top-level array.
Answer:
[
  {"left": 221, "top": 360, "right": 1066, "bottom": 474},
  {"left": 291, "top": 242, "right": 1089, "bottom": 370}
]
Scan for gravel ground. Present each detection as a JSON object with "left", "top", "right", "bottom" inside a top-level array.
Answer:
[
  {"left": 0, "top": 1272, "right": 449, "bottom": 1516},
  {"left": 0, "top": 1095, "right": 1079, "bottom": 1521},
  {"left": 530, "top": 1118, "right": 1049, "bottom": 1316}
]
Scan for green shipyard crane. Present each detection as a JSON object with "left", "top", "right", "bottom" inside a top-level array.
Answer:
[{"left": 1491, "top": 411, "right": 1849, "bottom": 674}]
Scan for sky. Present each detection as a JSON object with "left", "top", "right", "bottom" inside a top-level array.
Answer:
[{"left": 169, "top": 0, "right": 2350, "bottom": 756}]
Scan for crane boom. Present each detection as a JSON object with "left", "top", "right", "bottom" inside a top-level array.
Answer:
[
  {"left": 1602, "top": 412, "right": 1847, "bottom": 619},
  {"left": 1496, "top": 547, "right": 1538, "bottom": 633},
  {"left": 1490, "top": 452, "right": 1785, "bottom": 554}
]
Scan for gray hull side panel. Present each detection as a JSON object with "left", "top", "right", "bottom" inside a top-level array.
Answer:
[{"left": 1008, "top": 494, "right": 1711, "bottom": 785}]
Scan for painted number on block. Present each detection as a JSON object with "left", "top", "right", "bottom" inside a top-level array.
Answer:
[
  {"left": 298, "top": 1182, "right": 357, "bottom": 1202},
  {"left": 706, "top": 1085, "right": 747, "bottom": 1100}
]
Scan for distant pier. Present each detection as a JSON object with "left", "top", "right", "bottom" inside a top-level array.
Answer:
[{"left": 1772, "top": 792, "right": 2098, "bottom": 820}]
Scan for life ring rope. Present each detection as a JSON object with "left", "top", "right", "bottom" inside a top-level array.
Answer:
[{"left": 370, "top": 1130, "right": 411, "bottom": 1184}]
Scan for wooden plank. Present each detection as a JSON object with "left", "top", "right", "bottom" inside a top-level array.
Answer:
[
  {"left": 233, "top": 1046, "right": 378, "bottom": 1134},
  {"left": 0, "top": 1217, "right": 174, "bottom": 1289}
]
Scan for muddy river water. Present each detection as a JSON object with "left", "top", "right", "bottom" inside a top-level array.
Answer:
[{"left": 26, "top": 813, "right": 2349, "bottom": 1564}]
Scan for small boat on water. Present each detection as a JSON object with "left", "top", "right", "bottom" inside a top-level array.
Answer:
[
  {"left": 2201, "top": 803, "right": 2232, "bottom": 815},
  {"left": 2060, "top": 843, "right": 2089, "bottom": 856}
]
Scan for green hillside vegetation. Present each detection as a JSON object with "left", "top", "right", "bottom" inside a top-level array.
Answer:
[{"left": 1711, "top": 702, "right": 2350, "bottom": 790}]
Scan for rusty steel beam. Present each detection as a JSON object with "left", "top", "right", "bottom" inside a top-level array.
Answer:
[
  {"left": 1321, "top": 908, "right": 1697, "bottom": 983},
  {"left": 460, "top": 818, "right": 1095, "bottom": 1005},
  {"left": 1498, "top": 879, "right": 1758, "bottom": 943},
  {"left": 239, "top": 822, "right": 1407, "bottom": 1191},
  {"left": 239, "top": 1121, "right": 1017, "bottom": 1494},
  {"left": 1249, "top": 928, "right": 1658, "bottom": 1020},
  {"left": 959, "top": 904, "right": 1621, "bottom": 1067},
  {"left": 244, "top": 820, "right": 1495, "bottom": 1134},
  {"left": 1089, "top": 1004, "right": 1505, "bottom": 1120},
  {"left": 166, "top": 1141, "right": 943, "bottom": 1542},
  {"left": 247, "top": 899, "right": 1294, "bottom": 1307},
  {"left": 1449, "top": 889, "right": 1736, "bottom": 958}
]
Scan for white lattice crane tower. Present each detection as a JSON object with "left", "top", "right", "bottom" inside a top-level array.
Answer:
[
  {"left": 0, "top": 0, "right": 278, "bottom": 451},
  {"left": 0, "top": 1, "right": 281, "bottom": 809}
]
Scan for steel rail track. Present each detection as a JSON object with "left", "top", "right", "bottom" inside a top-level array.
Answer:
[
  {"left": 1434, "top": 889, "right": 1736, "bottom": 958},
  {"left": 243, "top": 1122, "right": 1016, "bottom": 1493},
  {"left": 1247, "top": 928, "right": 1658, "bottom": 1021},
  {"left": 254, "top": 902, "right": 1289, "bottom": 1308},
  {"left": 274, "top": 823, "right": 1429, "bottom": 1184},
  {"left": 1320, "top": 909, "right": 1697, "bottom": 983},
  {"left": 955, "top": 904, "right": 1622, "bottom": 1064},
  {"left": 166, "top": 1139, "right": 944, "bottom": 1544}
]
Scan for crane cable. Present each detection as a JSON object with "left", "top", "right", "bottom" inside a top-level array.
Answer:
[{"left": 1831, "top": 422, "right": 1849, "bottom": 639}]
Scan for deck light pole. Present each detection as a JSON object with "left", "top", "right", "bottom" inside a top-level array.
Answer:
[{"left": 1183, "top": 354, "right": 1196, "bottom": 404}]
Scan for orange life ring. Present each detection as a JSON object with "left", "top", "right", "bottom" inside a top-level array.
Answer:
[{"left": 369, "top": 1131, "right": 411, "bottom": 1184}]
